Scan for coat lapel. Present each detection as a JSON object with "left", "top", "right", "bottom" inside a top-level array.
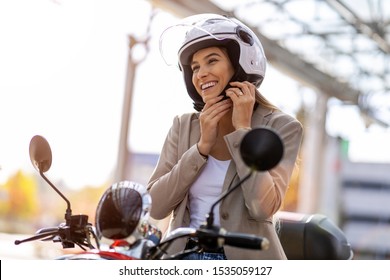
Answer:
[
  {"left": 184, "top": 106, "right": 274, "bottom": 193},
  {"left": 223, "top": 106, "right": 274, "bottom": 192}
]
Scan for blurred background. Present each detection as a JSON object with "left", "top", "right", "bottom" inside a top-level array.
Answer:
[{"left": 0, "top": 0, "right": 389, "bottom": 259}]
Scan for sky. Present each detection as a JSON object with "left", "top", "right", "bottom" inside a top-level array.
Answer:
[{"left": 1, "top": 0, "right": 389, "bottom": 190}]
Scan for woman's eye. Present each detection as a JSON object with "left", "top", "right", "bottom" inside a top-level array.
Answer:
[
  {"left": 191, "top": 65, "right": 199, "bottom": 73},
  {"left": 208, "top": 58, "right": 218, "bottom": 64}
]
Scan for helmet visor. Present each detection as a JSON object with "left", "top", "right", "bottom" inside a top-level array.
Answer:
[{"left": 159, "top": 14, "right": 242, "bottom": 67}]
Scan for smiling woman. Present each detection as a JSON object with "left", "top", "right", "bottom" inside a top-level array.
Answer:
[{"left": 147, "top": 13, "right": 304, "bottom": 260}]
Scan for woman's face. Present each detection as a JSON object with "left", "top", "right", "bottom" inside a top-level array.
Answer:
[{"left": 191, "top": 46, "right": 235, "bottom": 103}]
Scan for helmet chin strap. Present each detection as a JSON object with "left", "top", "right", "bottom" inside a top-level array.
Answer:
[{"left": 220, "top": 68, "right": 246, "bottom": 99}]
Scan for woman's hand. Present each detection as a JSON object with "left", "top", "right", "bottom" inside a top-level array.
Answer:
[
  {"left": 226, "top": 81, "right": 255, "bottom": 130},
  {"left": 197, "top": 95, "right": 232, "bottom": 156}
]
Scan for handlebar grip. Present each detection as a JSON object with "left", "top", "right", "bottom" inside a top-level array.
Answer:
[{"left": 223, "top": 232, "right": 269, "bottom": 250}]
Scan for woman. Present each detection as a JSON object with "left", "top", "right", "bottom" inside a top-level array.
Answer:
[{"left": 147, "top": 14, "right": 303, "bottom": 259}]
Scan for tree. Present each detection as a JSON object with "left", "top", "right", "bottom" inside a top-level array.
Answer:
[{"left": 1, "top": 170, "right": 39, "bottom": 219}]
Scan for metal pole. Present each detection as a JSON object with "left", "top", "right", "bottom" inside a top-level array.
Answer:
[
  {"left": 115, "top": 36, "right": 138, "bottom": 182},
  {"left": 115, "top": 10, "right": 155, "bottom": 182},
  {"left": 297, "top": 92, "right": 328, "bottom": 213}
]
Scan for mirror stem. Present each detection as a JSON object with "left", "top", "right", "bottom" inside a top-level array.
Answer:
[
  {"left": 206, "top": 171, "right": 253, "bottom": 228},
  {"left": 40, "top": 171, "right": 72, "bottom": 224}
]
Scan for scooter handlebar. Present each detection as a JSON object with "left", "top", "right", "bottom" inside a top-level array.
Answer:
[
  {"left": 223, "top": 232, "right": 269, "bottom": 250},
  {"left": 192, "top": 226, "right": 270, "bottom": 252}
]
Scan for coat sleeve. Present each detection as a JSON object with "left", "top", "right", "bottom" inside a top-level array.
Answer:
[
  {"left": 147, "top": 115, "right": 207, "bottom": 220},
  {"left": 224, "top": 113, "right": 303, "bottom": 220}
]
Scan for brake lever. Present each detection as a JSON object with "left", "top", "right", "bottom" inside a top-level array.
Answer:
[{"left": 14, "top": 229, "right": 60, "bottom": 245}]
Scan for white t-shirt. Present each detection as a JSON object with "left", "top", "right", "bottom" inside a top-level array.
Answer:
[{"left": 189, "top": 156, "right": 231, "bottom": 229}]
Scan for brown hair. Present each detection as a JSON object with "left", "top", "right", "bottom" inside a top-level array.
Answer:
[{"left": 255, "top": 89, "right": 279, "bottom": 111}]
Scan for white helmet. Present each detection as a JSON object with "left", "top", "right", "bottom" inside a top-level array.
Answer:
[{"left": 160, "top": 14, "right": 267, "bottom": 111}]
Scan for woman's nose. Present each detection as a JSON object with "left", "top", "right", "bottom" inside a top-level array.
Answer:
[{"left": 197, "top": 66, "right": 209, "bottom": 79}]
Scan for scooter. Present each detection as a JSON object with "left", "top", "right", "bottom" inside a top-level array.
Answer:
[{"left": 14, "top": 128, "right": 353, "bottom": 260}]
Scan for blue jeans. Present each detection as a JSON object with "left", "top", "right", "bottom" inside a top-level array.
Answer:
[{"left": 181, "top": 252, "right": 227, "bottom": 260}]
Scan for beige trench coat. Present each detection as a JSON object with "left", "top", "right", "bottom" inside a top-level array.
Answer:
[{"left": 147, "top": 105, "right": 303, "bottom": 259}]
